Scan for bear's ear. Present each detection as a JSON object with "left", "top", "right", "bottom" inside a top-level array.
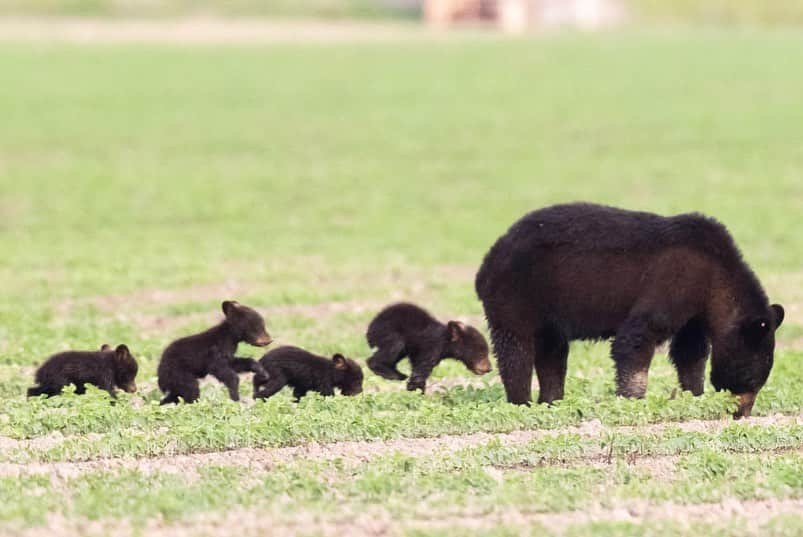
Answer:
[
  {"left": 100, "top": 344, "right": 112, "bottom": 352},
  {"left": 222, "top": 300, "right": 240, "bottom": 317},
  {"left": 447, "top": 321, "right": 466, "bottom": 342},
  {"left": 114, "top": 344, "right": 131, "bottom": 359},
  {"left": 771, "top": 304, "right": 785, "bottom": 329},
  {"left": 333, "top": 354, "right": 347, "bottom": 370},
  {"left": 742, "top": 318, "right": 771, "bottom": 347}
]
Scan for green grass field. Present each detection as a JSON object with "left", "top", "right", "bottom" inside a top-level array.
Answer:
[{"left": 1, "top": 29, "right": 802, "bottom": 536}]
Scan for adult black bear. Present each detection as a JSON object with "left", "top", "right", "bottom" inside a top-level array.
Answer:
[
  {"left": 475, "top": 203, "right": 784, "bottom": 418},
  {"left": 366, "top": 303, "right": 491, "bottom": 393},
  {"left": 253, "top": 346, "right": 363, "bottom": 400},
  {"left": 158, "top": 300, "right": 272, "bottom": 404},
  {"left": 28, "top": 344, "right": 138, "bottom": 398}
]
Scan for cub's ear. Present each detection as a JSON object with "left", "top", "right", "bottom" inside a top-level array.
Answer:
[
  {"left": 222, "top": 300, "right": 240, "bottom": 316},
  {"left": 447, "top": 321, "right": 466, "bottom": 342},
  {"left": 100, "top": 344, "right": 112, "bottom": 352},
  {"left": 114, "top": 344, "right": 131, "bottom": 358},
  {"left": 771, "top": 304, "right": 785, "bottom": 329},
  {"left": 333, "top": 354, "right": 347, "bottom": 370},
  {"left": 742, "top": 318, "right": 771, "bottom": 347}
]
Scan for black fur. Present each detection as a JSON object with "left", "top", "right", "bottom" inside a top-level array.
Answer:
[
  {"left": 476, "top": 203, "right": 784, "bottom": 417},
  {"left": 28, "top": 344, "right": 138, "bottom": 398},
  {"left": 253, "top": 346, "right": 363, "bottom": 400},
  {"left": 158, "top": 300, "right": 272, "bottom": 404},
  {"left": 365, "top": 302, "right": 491, "bottom": 393}
]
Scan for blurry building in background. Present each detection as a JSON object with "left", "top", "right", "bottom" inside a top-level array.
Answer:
[{"left": 423, "top": 0, "right": 626, "bottom": 32}]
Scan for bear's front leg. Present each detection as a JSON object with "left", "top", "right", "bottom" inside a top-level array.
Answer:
[
  {"left": 231, "top": 357, "right": 268, "bottom": 378},
  {"left": 96, "top": 380, "right": 117, "bottom": 401},
  {"left": 612, "top": 313, "right": 663, "bottom": 398},
  {"left": 406, "top": 352, "right": 437, "bottom": 393},
  {"left": 209, "top": 361, "right": 241, "bottom": 401},
  {"left": 669, "top": 317, "right": 709, "bottom": 396}
]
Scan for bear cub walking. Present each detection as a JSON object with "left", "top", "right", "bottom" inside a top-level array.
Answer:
[
  {"left": 158, "top": 300, "right": 272, "bottom": 404},
  {"left": 253, "top": 346, "right": 364, "bottom": 401},
  {"left": 28, "top": 344, "right": 138, "bottom": 398},
  {"left": 366, "top": 302, "right": 492, "bottom": 393}
]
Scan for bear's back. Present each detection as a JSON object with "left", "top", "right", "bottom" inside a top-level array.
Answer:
[
  {"left": 505, "top": 203, "right": 730, "bottom": 254},
  {"left": 36, "top": 351, "right": 105, "bottom": 382},
  {"left": 367, "top": 303, "right": 440, "bottom": 346}
]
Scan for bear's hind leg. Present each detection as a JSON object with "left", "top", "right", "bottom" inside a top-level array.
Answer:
[
  {"left": 490, "top": 325, "right": 535, "bottom": 405},
  {"left": 27, "top": 384, "right": 61, "bottom": 397},
  {"left": 367, "top": 339, "right": 407, "bottom": 381},
  {"left": 254, "top": 374, "right": 287, "bottom": 400},
  {"left": 534, "top": 326, "right": 569, "bottom": 405},
  {"left": 161, "top": 377, "right": 200, "bottom": 404},
  {"left": 160, "top": 392, "right": 180, "bottom": 405},
  {"left": 669, "top": 317, "right": 709, "bottom": 396}
]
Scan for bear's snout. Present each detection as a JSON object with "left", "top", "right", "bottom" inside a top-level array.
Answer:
[
  {"left": 254, "top": 334, "right": 273, "bottom": 347},
  {"left": 472, "top": 359, "right": 493, "bottom": 375}
]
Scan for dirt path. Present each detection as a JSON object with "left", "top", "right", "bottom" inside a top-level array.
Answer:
[
  {"left": 0, "top": 16, "right": 434, "bottom": 44},
  {"left": 50, "top": 263, "right": 480, "bottom": 334},
  {"left": 2, "top": 412, "right": 799, "bottom": 478},
  {"left": 13, "top": 497, "right": 803, "bottom": 537}
]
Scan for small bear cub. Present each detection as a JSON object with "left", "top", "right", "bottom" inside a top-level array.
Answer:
[
  {"left": 253, "top": 346, "right": 364, "bottom": 401},
  {"left": 366, "top": 302, "right": 492, "bottom": 393},
  {"left": 158, "top": 300, "right": 272, "bottom": 404},
  {"left": 28, "top": 344, "right": 138, "bottom": 398}
]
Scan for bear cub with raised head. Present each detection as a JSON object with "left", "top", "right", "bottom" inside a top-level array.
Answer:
[
  {"left": 158, "top": 300, "right": 272, "bottom": 404},
  {"left": 366, "top": 302, "right": 492, "bottom": 393},
  {"left": 28, "top": 344, "right": 138, "bottom": 398},
  {"left": 253, "top": 346, "right": 364, "bottom": 401},
  {"left": 476, "top": 202, "right": 784, "bottom": 418}
]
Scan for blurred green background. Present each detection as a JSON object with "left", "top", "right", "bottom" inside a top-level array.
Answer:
[
  {"left": 2, "top": 31, "right": 802, "bottom": 369},
  {"left": 0, "top": 0, "right": 801, "bottom": 396},
  {"left": 1, "top": 0, "right": 803, "bottom": 24}
]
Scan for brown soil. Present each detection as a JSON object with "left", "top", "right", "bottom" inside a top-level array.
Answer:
[
  {"left": 1, "top": 412, "right": 799, "bottom": 479},
  {"left": 50, "top": 263, "right": 480, "bottom": 335},
  {"left": 0, "top": 17, "right": 431, "bottom": 44},
  {"left": 12, "top": 498, "right": 803, "bottom": 537}
]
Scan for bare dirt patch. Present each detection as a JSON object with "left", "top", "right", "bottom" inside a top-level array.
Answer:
[
  {"left": 54, "top": 279, "right": 385, "bottom": 335},
  {"left": 0, "top": 17, "right": 430, "bottom": 44},
  {"left": 54, "top": 281, "right": 247, "bottom": 320},
  {"left": 50, "top": 263, "right": 480, "bottom": 335},
  {"left": 409, "top": 498, "right": 803, "bottom": 535},
  {"left": 114, "top": 298, "right": 385, "bottom": 337},
  {"left": 2, "top": 412, "right": 800, "bottom": 479},
  {"left": 14, "top": 497, "right": 803, "bottom": 537}
]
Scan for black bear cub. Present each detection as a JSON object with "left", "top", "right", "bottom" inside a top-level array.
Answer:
[
  {"left": 28, "top": 344, "right": 138, "bottom": 398},
  {"left": 158, "top": 300, "right": 272, "bottom": 404},
  {"left": 253, "top": 346, "right": 364, "bottom": 401},
  {"left": 366, "top": 303, "right": 492, "bottom": 393}
]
